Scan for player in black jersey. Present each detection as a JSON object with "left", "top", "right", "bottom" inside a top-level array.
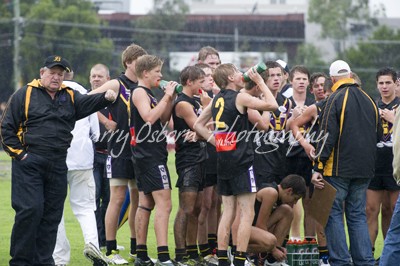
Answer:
[
  {"left": 94, "top": 44, "right": 147, "bottom": 264},
  {"left": 250, "top": 175, "right": 306, "bottom": 266},
  {"left": 289, "top": 74, "right": 332, "bottom": 265},
  {"left": 251, "top": 61, "right": 292, "bottom": 188},
  {"left": 396, "top": 71, "right": 400, "bottom": 97},
  {"left": 197, "top": 51, "right": 222, "bottom": 256},
  {"left": 228, "top": 65, "right": 274, "bottom": 261},
  {"left": 193, "top": 63, "right": 219, "bottom": 264},
  {"left": 381, "top": 70, "right": 400, "bottom": 266},
  {"left": 194, "top": 63, "right": 278, "bottom": 266},
  {"left": 366, "top": 67, "right": 400, "bottom": 262},
  {"left": 284, "top": 66, "right": 315, "bottom": 242},
  {"left": 131, "top": 55, "right": 178, "bottom": 266},
  {"left": 289, "top": 73, "right": 330, "bottom": 159},
  {"left": 172, "top": 65, "right": 209, "bottom": 264}
]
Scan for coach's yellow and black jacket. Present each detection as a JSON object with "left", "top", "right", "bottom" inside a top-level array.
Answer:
[
  {"left": 313, "top": 78, "right": 382, "bottom": 178},
  {"left": 0, "top": 79, "right": 110, "bottom": 160}
]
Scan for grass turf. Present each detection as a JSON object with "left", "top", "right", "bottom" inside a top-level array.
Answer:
[{"left": 0, "top": 151, "right": 383, "bottom": 265}]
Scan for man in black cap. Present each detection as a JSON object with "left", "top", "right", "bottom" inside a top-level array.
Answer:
[{"left": 1, "top": 55, "right": 117, "bottom": 266}]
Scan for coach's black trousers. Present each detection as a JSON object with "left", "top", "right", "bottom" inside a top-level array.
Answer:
[{"left": 9, "top": 153, "right": 68, "bottom": 266}]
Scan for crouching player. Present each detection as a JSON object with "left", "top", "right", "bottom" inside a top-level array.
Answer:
[{"left": 232, "top": 175, "right": 306, "bottom": 266}]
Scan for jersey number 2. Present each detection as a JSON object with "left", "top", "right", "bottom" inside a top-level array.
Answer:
[{"left": 215, "top": 98, "right": 226, "bottom": 129}]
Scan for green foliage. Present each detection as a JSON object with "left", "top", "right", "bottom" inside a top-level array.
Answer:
[
  {"left": 0, "top": 150, "right": 179, "bottom": 265},
  {"left": 342, "top": 25, "right": 400, "bottom": 97},
  {"left": 308, "top": 0, "right": 376, "bottom": 38},
  {"left": 294, "top": 43, "right": 326, "bottom": 74},
  {"left": 132, "top": 0, "right": 188, "bottom": 56},
  {"left": 0, "top": 151, "right": 386, "bottom": 264},
  {"left": 308, "top": 0, "right": 378, "bottom": 53},
  {"left": 18, "top": 0, "right": 113, "bottom": 86},
  {"left": 131, "top": 0, "right": 189, "bottom": 83},
  {"left": 0, "top": 1, "right": 14, "bottom": 101}
]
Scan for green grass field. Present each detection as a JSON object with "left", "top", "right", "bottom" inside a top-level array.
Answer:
[{"left": 0, "top": 151, "right": 384, "bottom": 265}]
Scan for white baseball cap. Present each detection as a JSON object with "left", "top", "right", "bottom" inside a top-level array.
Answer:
[
  {"left": 276, "top": 59, "right": 290, "bottom": 73},
  {"left": 329, "top": 60, "right": 351, "bottom": 77}
]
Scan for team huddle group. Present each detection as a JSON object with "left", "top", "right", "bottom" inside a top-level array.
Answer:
[{"left": 2, "top": 43, "right": 400, "bottom": 266}]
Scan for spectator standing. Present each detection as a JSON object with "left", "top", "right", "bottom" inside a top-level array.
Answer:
[{"left": 89, "top": 63, "right": 112, "bottom": 249}]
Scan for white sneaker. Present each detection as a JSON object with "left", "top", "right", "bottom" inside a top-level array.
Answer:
[
  {"left": 319, "top": 258, "right": 330, "bottom": 266},
  {"left": 83, "top": 242, "right": 109, "bottom": 266},
  {"left": 245, "top": 258, "right": 256, "bottom": 266},
  {"left": 107, "top": 250, "right": 129, "bottom": 265},
  {"left": 203, "top": 254, "right": 218, "bottom": 265}
]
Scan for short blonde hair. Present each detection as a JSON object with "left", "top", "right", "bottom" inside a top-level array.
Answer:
[
  {"left": 213, "top": 63, "right": 236, "bottom": 89},
  {"left": 135, "top": 55, "right": 163, "bottom": 79}
]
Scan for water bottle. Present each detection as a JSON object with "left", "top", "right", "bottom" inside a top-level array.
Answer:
[
  {"left": 242, "top": 62, "right": 267, "bottom": 82},
  {"left": 158, "top": 80, "right": 183, "bottom": 93}
]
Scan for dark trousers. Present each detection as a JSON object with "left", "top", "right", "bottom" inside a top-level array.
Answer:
[
  {"left": 10, "top": 153, "right": 68, "bottom": 266},
  {"left": 93, "top": 152, "right": 110, "bottom": 247}
]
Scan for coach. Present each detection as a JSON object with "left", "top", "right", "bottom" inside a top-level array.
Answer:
[{"left": 0, "top": 55, "right": 116, "bottom": 266}]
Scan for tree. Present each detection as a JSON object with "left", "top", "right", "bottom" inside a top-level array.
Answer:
[
  {"left": 0, "top": 0, "right": 17, "bottom": 102},
  {"left": 293, "top": 43, "right": 326, "bottom": 74},
  {"left": 308, "top": 0, "right": 379, "bottom": 55},
  {"left": 131, "top": 0, "right": 189, "bottom": 82},
  {"left": 18, "top": 0, "right": 113, "bottom": 86},
  {"left": 133, "top": 0, "right": 189, "bottom": 57},
  {"left": 342, "top": 25, "right": 400, "bottom": 96}
]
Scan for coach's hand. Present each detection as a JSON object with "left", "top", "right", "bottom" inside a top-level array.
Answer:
[{"left": 311, "top": 172, "right": 324, "bottom": 189}]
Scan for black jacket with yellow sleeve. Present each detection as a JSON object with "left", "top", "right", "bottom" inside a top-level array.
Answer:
[
  {"left": 0, "top": 79, "right": 110, "bottom": 160},
  {"left": 313, "top": 78, "right": 382, "bottom": 179}
]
